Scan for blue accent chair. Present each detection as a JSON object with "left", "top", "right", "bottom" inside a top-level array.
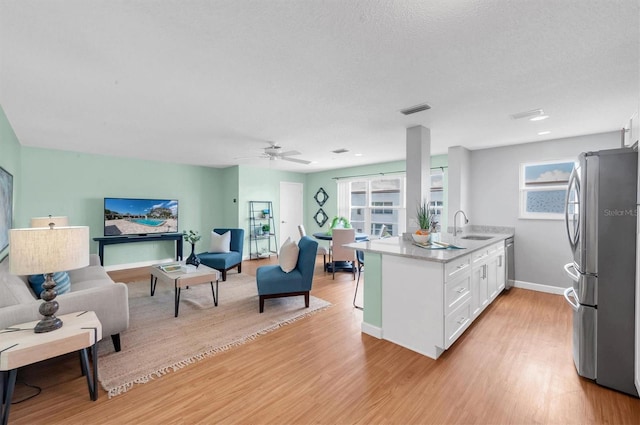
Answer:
[
  {"left": 256, "top": 236, "right": 318, "bottom": 313},
  {"left": 198, "top": 228, "right": 244, "bottom": 281}
]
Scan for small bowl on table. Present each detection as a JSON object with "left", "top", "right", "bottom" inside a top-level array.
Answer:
[{"left": 411, "top": 233, "right": 431, "bottom": 244}]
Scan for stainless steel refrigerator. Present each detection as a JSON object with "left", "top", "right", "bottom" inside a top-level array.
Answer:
[{"left": 563, "top": 147, "right": 638, "bottom": 397}]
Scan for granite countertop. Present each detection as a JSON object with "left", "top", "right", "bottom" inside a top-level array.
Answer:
[{"left": 344, "top": 231, "right": 513, "bottom": 263}]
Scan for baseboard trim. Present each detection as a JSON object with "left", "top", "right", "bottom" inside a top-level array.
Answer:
[
  {"left": 104, "top": 258, "right": 175, "bottom": 272},
  {"left": 512, "top": 280, "right": 567, "bottom": 295},
  {"left": 361, "top": 322, "right": 383, "bottom": 339}
]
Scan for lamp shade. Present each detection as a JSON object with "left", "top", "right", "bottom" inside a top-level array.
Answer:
[
  {"left": 9, "top": 226, "right": 90, "bottom": 274},
  {"left": 30, "top": 216, "right": 69, "bottom": 228}
]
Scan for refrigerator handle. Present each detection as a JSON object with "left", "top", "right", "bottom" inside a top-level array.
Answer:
[
  {"left": 563, "top": 287, "right": 580, "bottom": 311},
  {"left": 564, "top": 167, "right": 580, "bottom": 251},
  {"left": 563, "top": 262, "right": 579, "bottom": 283}
]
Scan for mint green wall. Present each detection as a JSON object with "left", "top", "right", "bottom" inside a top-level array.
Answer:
[
  {"left": 218, "top": 166, "right": 240, "bottom": 227},
  {"left": 304, "top": 155, "right": 448, "bottom": 234},
  {"left": 363, "top": 252, "right": 382, "bottom": 328},
  {"left": 19, "top": 147, "right": 223, "bottom": 267},
  {"left": 238, "top": 165, "right": 306, "bottom": 257},
  {"left": 0, "top": 105, "right": 21, "bottom": 260}
]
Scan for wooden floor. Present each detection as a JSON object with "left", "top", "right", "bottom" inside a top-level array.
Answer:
[{"left": 8, "top": 257, "right": 640, "bottom": 424}]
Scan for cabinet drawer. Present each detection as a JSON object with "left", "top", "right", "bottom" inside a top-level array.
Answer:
[
  {"left": 445, "top": 255, "right": 471, "bottom": 281},
  {"left": 444, "top": 273, "right": 471, "bottom": 314},
  {"left": 445, "top": 299, "right": 472, "bottom": 349},
  {"left": 472, "top": 248, "right": 491, "bottom": 264}
]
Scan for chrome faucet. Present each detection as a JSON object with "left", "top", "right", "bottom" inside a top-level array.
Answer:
[{"left": 453, "top": 210, "right": 469, "bottom": 236}]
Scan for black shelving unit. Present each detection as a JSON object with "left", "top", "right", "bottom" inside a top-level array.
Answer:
[{"left": 249, "top": 201, "right": 278, "bottom": 260}]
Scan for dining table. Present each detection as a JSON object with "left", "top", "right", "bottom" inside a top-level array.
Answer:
[{"left": 312, "top": 231, "right": 369, "bottom": 273}]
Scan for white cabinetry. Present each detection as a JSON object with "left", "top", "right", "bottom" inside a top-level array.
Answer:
[
  {"left": 444, "top": 255, "right": 472, "bottom": 349},
  {"left": 471, "top": 242, "right": 505, "bottom": 318},
  {"left": 380, "top": 239, "right": 508, "bottom": 359}
]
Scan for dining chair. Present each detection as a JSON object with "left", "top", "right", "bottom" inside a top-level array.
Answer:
[
  {"left": 298, "top": 224, "right": 329, "bottom": 271},
  {"left": 353, "top": 249, "right": 364, "bottom": 310},
  {"left": 330, "top": 228, "right": 356, "bottom": 280}
]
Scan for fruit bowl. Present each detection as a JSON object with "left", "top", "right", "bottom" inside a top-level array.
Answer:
[{"left": 411, "top": 233, "right": 431, "bottom": 244}]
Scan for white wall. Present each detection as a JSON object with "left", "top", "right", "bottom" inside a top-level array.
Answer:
[
  {"left": 469, "top": 131, "right": 621, "bottom": 288},
  {"left": 447, "top": 146, "right": 471, "bottom": 229}
]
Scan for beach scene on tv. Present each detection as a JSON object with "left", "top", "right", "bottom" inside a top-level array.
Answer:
[{"left": 104, "top": 198, "right": 178, "bottom": 236}]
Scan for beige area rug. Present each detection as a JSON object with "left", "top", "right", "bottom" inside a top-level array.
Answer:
[{"left": 97, "top": 273, "right": 331, "bottom": 397}]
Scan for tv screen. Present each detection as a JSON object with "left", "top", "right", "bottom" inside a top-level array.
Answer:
[{"left": 104, "top": 198, "right": 178, "bottom": 236}]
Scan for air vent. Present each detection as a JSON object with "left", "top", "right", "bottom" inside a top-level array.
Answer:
[
  {"left": 332, "top": 148, "right": 349, "bottom": 154},
  {"left": 400, "top": 103, "right": 431, "bottom": 115}
]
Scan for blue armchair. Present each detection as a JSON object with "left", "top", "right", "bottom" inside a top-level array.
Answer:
[
  {"left": 256, "top": 236, "right": 318, "bottom": 313},
  {"left": 198, "top": 228, "right": 244, "bottom": 281}
]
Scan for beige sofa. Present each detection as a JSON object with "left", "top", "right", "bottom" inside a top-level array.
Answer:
[{"left": 0, "top": 254, "right": 129, "bottom": 352}]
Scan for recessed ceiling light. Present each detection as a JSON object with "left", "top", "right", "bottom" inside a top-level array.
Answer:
[
  {"left": 538, "top": 131, "right": 551, "bottom": 135},
  {"left": 530, "top": 115, "right": 549, "bottom": 121},
  {"left": 355, "top": 153, "right": 363, "bottom": 157},
  {"left": 511, "top": 108, "right": 544, "bottom": 120}
]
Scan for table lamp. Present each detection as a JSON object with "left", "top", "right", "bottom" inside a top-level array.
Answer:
[
  {"left": 30, "top": 215, "right": 69, "bottom": 228},
  {"left": 9, "top": 225, "right": 89, "bottom": 333}
]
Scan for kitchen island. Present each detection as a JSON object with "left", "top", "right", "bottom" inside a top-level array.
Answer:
[{"left": 345, "top": 231, "right": 513, "bottom": 359}]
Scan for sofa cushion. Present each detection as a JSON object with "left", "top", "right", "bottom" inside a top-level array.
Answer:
[
  {"left": 28, "top": 272, "right": 71, "bottom": 298},
  {"left": 279, "top": 237, "right": 299, "bottom": 273},
  {"left": 0, "top": 257, "right": 37, "bottom": 307},
  {"left": 68, "top": 265, "right": 110, "bottom": 282},
  {"left": 209, "top": 230, "right": 231, "bottom": 253}
]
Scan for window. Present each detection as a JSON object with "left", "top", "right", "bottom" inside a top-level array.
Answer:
[
  {"left": 519, "top": 160, "right": 575, "bottom": 219},
  {"left": 429, "top": 169, "right": 445, "bottom": 231},
  {"left": 337, "top": 175, "right": 406, "bottom": 236}
]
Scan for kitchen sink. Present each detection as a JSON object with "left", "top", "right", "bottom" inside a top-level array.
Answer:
[{"left": 460, "top": 235, "right": 493, "bottom": 240}]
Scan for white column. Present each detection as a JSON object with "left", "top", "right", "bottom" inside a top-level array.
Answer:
[{"left": 406, "top": 126, "right": 431, "bottom": 233}]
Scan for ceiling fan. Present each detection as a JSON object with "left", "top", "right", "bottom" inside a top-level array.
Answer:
[{"left": 260, "top": 142, "right": 311, "bottom": 164}]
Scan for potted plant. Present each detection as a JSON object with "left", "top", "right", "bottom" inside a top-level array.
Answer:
[
  {"left": 261, "top": 224, "right": 270, "bottom": 234},
  {"left": 182, "top": 230, "right": 201, "bottom": 267},
  {"left": 327, "top": 216, "right": 351, "bottom": 235},
  {"left": 413, "top": 202, "right": 433, "bottom": 244}
]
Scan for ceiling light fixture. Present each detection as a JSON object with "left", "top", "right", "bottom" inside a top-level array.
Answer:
[
  {"left": 400, "top": 103, "right": 431, "bottom": 115},
  {"left": 538, "top": 131, "right": 551, "bottom": 135},
  {"left": 355, "top": 153, "right": 363, "bottom": 157},
  {"left": 510, "top": 108, "right": 545, "bottom": 120},
  {"left": 530, "top": 115, "right": 549, "bottom": 121},
  {"left": 332, "top": 148, "right": 349, "bottom": 154}
]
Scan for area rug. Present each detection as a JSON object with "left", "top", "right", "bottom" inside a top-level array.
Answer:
[{"left": 97, "top": 273, "right": 331, "bottom": 397}]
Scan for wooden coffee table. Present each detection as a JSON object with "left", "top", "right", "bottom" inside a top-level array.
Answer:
[
  {"left": 0, "top": 311, "right": 102, "bottom": 425},
  {"left": 149, "top": 263, "right": 221, "bottom": 317}
]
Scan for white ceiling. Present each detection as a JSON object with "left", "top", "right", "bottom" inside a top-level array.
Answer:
[{"left": 1, "top": 1, "right": 638, "bottom": 173}]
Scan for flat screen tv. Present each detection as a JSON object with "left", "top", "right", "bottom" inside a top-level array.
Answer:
[{"left": 104, "top": 198, "right": 178, "bottom": 236}]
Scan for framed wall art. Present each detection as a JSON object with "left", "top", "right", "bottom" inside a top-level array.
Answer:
[{"left": 0, "top": 166, "right": 13, "bottom": 257}]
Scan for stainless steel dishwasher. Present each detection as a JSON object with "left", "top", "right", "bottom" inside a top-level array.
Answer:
[{"left": 505, "top": 236, "right": 515, "bottom": 289}]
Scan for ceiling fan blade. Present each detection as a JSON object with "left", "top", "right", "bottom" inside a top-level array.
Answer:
[
  {"left": 278, "top": 150, "right": 301, "bottom": 157},
  {"left": 281, "top": 156, "right": 311, "bottom": 165}
]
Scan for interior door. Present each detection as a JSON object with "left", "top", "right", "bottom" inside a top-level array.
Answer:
[{"left": 279, "top": 182, "right": 304, "bottom": 245}]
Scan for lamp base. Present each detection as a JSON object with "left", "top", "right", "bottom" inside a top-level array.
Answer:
[
  {"left": 34, "top": 272, "right": 64, "bottom": 333},
  {"left": 34, "top": 316, "right": 63, "bottom": 333}
]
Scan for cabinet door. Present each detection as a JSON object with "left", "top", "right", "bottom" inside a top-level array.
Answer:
[
  {"left": 471, "top": 263, "right": 488, "bottom": 319},
  {"left": 487, "top": 255, "right": 498, "bottom": 301},
  {"left": 496, "top": 249, "right": 506, "bottom": 292}
]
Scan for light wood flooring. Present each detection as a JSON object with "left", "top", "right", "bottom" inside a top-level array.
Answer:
[{"left": 8, "top": 257, "right": 640, "bottom": 424}]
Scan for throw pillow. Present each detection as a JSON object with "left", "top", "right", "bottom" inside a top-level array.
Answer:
[
  {"left": 209, "top": 230, "right": 231, "bottom": 253},
  {"left": 28, "top": 272, "right": 71, "bottom": 298},
  {"left": 279, "top": 237, "right": 299, "bottom": 273}
]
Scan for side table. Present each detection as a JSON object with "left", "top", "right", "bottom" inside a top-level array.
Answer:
[{"left": 0, "top": 311, "right": 102, "bottom": 425}]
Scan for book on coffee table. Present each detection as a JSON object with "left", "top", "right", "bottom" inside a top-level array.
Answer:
[{"left": 159, "top": 264, "right": 182, "bottom": 273}]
